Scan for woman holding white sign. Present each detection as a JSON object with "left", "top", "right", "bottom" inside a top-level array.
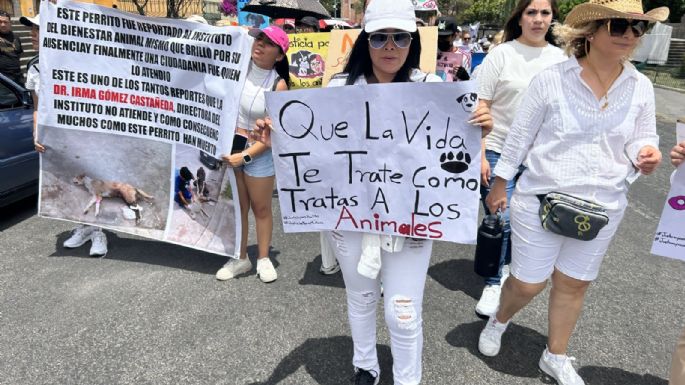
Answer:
[
  {"left": 318, "top": 0, "right": 489, "bottom": 383},
  {"left": 480, "top": 1, "right": 667, "bottom": 384},
  {"left": 216, "top": 26, "right": 290, "bottom": 283}
]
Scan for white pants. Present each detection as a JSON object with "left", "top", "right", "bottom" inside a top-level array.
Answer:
[
  {"left": 509, "top": 194, "right": 626, "bottom": 283},
  {"left": 324, "top": 230, "right": 432, "bottom": 385}
]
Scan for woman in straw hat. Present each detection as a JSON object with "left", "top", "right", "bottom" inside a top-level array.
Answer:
[{"left": 479, "top": 0, "right": 668, "bottom": 384}]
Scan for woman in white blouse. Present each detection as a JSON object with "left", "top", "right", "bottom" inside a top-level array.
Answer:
[
  {"left": 473, "top": 0, "right": 567, "bottom": 319},
  {"left": 478, "top": 1, "right": 668, "bottom": 384}
]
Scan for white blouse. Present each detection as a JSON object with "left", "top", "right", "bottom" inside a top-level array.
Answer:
[{"left": 493, "top": 56, "right": 658, "bottom": 210}]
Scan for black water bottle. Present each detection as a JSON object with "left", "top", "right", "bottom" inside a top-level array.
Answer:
[{"left": 474, "top": 215, "right": 503, "bottom": 277}]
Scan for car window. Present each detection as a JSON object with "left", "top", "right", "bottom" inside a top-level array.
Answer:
[{"left": 0, "top": 81, "right": 22, "bottom": 110}]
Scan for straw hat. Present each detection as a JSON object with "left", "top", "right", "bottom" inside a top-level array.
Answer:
[{"left": 564, "top": 0, "right": 669, "bottom": 27}]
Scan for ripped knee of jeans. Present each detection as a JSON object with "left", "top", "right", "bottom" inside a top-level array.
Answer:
[{"left": 390, "top": 295, "right": 418, "bottom": 330}]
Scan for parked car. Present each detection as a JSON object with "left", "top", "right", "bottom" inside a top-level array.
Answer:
[{"left": 0, "top": 72, "right": 38, "bottom": 207}]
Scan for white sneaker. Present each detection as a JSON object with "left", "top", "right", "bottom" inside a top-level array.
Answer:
[
  {"left": 319, "top": 260, "right": 340, "bottom": 275},
  {"left": 478, "top": 315, "right": 509, "bottom": 357},
  {"left": 256, "top": 257, "right": 277, "bottom": 283},
  {"left": 539, "top": 347, "right": 585, "bottom": 385},
  {"left": 475, "top": 284, "right": 501, "bottom": 317},
  {"left": 63, "top": 225, "right": 95, "bottom": 248},
  {"left": 89, "top": 230, "right": 108, "bottom": 257},
  {"left": 216, "top": 258, "right": 252, "bottom": 281}
]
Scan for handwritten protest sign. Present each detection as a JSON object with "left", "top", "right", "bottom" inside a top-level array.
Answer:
[
  {"left": 36, "top": 1, "right": 251, "bottom": 256},
  {"left": 265, "top": 81, "right": 481, "bottom": 243},
  {"left": 322, "top": 27, "right": 438, "bottom": 86},
  {"left": 288, "top": 32, "right": 330, "bottom": 89},
  {"left": 651, "top": 167, "right": 685, "bottom": 261}
]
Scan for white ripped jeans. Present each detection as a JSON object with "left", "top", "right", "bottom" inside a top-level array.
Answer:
[{"left": 324, "top": 230, "right": 432, "bottom": 385}]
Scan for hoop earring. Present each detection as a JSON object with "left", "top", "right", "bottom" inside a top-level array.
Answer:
[{"left": 584, "top": 38, "right": 590, "bottom": 56}]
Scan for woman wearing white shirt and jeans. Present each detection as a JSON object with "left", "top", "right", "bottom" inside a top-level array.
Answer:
[
  {"left": 478, "top": 1, "right": 667, "bottom": 384},
  {"left": 474, "top": 0, "right": 566, "bottom": 318}
]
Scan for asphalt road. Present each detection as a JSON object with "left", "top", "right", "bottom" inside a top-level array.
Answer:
[{"left": 1, "top": 98, "right": 684, "bottom": 385}]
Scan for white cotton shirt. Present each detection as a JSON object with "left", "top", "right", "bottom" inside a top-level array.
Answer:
[
  {"left": 237, "top": 62, "right": 278, "bottom": 130},
  {"left": 477, "top": 40, "right": 566, "bottom": 153},
  {"left": 25, "top": 63, "right": 40, "bottom": 92},
  {"left": 493, "top": 56, "right": 659, "bottom": 210}
]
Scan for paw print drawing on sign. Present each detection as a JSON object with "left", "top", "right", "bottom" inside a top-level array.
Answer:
[{"left": 440, "top": 151, "right": 471, "bottom": 174}]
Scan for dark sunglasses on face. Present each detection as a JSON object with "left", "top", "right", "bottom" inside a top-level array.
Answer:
[
  {"left": 368, "top": 32, "right": 413, "bottom": 49},
  {"left": 606, "top": 18, "right": 652, "bottom": 37}
]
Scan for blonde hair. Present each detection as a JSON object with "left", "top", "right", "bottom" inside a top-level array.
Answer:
[{"left": 554, "top": 21, "right": 602, "bottom": 58}]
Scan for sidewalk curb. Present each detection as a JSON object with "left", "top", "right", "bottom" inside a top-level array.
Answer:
[{"left": 654, "top": 83, "right": 685, "bottom": 94}]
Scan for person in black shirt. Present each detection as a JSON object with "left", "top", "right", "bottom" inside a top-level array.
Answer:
[{"left": 0, "top": 11, "right": 24, "bottom": 85}]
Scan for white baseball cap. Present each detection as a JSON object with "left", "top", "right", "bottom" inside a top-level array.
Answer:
[
  {"left": 363, "top": 0, "right": 417, "bottom": 33},
  {"left": 20, "top": 14, "right": 39, "bottom": 27}
]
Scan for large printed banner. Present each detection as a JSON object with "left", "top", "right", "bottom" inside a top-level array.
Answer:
[
  {"left": 652, "top": 120, "right": 685, "bottom": 261},
  {"left": 265, "top": 81, "right": 482, "bottom": 243},
  {"left": 322, "top": 27, "right": 438, "bottom": 87},
  {"left": 36, "top": 1, "right": 253, "bottom": 256},
  {"left": 288, "top": 32, "right": 330, "bottom": 89}
]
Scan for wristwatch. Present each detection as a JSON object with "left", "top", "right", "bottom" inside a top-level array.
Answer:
[{"left": 242, "top": 152, "right": 252, "bottom": 165}]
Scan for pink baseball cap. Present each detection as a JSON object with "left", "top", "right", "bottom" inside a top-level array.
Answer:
[{"left": 249, "top": 25, "right": 289, "bottom": 54}]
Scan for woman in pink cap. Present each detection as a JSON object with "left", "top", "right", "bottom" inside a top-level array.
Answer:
[{"left": 216, "top": 26, "right": 290, "bottom": 283}]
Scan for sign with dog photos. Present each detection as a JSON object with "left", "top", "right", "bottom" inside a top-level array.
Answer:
[
  {"left": 265, "top": 81, "right": 482, "bottom": 243},
  {"left": 36, "top": 1, "right": 252, "bottom": 256}
]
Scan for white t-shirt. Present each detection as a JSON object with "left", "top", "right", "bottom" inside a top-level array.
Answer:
[
  {"left": 328, "top": 68, "right": 442, "bottom": 87},
  {"left": 477, "top": 40, "right": 566, "bottom": 153},
  {"left": 25, "top": 62, "right": 40, "bottom": 92}
]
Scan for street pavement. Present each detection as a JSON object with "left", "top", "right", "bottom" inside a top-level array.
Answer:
[{"left": 1, "top": 88, "right": 684, "bottom": 385}]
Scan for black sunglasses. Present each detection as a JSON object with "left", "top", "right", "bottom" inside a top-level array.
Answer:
[
  {"left": 605, "top": 18, "right": 652, "bottom": 37},
  {"left": 368, "top": 32, "right": 413, "bottom": 49}
]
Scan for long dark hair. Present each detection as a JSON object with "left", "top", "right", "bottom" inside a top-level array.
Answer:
[
  {"left": 342, "top": 30, "right": 422, "bottom": 85},
  {"left": 502, "top": 0, "right": 559, "bottom": 46},
  {"left": 274, "top": 53, "right": 291, "bottom": 89}
]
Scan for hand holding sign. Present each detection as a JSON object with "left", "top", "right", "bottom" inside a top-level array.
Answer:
[
  {"left": 671, "top": 141, "right": 685, "bottom": 168},
  {"left": 252, "top": 118, "right": 273, "bottom": 147}
]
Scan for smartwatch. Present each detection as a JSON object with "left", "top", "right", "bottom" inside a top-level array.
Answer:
[{"left": 242, "top": 152, "right": 253, "bottom": 165}]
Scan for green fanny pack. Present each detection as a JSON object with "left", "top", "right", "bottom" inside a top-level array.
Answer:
[{"left": 537, "top": 192, "right": 609, "bottom": 241}]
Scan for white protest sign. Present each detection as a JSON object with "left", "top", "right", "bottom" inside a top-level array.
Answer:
[
  {"left": 36, "top": 1, "right": 253, "bottom": 256},
  {"left": 265, "top": 82, "right": 481, "bottom": 244},
  {"left": 38, "top": 0, "right": 251, "bottom": 157},
  {"left": 651, "top": 167, "right": 685, "bottom": 261},
  {"left": 677, "top": 118, "right": 685, "bottom": 143}
]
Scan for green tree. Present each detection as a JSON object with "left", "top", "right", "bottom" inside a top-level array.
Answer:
[
  {"left": 461, "top": 0, "right": 506, "bottom": 24},
  {"left": 557, "top": 0, "right": 585, "bottom": 21}
]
